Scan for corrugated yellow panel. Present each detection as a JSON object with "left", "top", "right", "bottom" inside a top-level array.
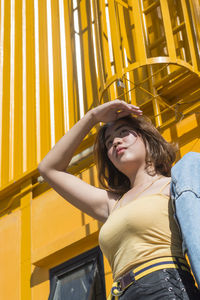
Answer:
[
  {"left": 63, "top": 0, "right": 79, "bottom": 128},
  {"left": 51, "top": 0, "right": 64, "bottom": 143},
  {"left": 25, "top": 0, "right": 37, "bottom": 170},
  {"left": 38, "top": 0, "right": 51, "bottom": 160},
  {"left": 13, "top": 0, "right": 23, "bottom": 178},
  {"left": 0, "top": 0, "right": 3, "bottom": 186},
  {"left": 79, "top": 0, "right": 98, "bottom": 112},
  {"left": 1, "top": 0, "right": 11, "bottom": 185},
  {"left": 9, "top": 0, "right": 15, "bottom": 181}
]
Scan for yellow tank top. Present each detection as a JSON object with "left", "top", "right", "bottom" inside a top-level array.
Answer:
[{"left": 99, "top": 182, "right": 184, "bottom": 280}]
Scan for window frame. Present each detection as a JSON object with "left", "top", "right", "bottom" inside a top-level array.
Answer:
[{"left": 48, "top": 246, "right": 106, "bottom": 300}]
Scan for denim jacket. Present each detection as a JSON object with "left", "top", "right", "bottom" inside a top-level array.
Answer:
[{"left": 170, "top": 152, "right": 200, "bottom": 288}]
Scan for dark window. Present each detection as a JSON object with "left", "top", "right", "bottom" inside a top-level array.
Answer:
[{"left": 48, "top": 247, "right": 106, "bottom": 300}]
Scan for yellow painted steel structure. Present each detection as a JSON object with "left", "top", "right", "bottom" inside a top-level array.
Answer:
[{"left": 0, "top": 0, "right": 200, "bottom": 299}]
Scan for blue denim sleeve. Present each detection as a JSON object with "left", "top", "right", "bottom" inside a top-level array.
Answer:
[{"left": 170, "top": 151, "right": 200, "bottom": 288}]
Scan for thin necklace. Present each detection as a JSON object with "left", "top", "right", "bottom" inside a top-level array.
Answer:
[{"left": 119, "top": 175, "right": 163, "bottom": 207}]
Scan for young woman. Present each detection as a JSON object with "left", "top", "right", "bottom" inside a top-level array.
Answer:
[{"left": 38, "top": 100, "right": 200, "bottom": 299}]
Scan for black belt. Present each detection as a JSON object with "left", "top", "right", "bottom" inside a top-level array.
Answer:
[{"left": 108, "top": 256, "right": 190, "bottom": 299}]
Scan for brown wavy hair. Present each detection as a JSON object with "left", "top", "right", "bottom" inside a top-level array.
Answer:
[{"left": 93, "top": 115, "right": 176, "bottom": 194}]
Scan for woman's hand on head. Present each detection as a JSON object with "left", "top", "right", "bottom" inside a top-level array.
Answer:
[{"left": 90, "top": 100, "right": 142, "bottom": 123}]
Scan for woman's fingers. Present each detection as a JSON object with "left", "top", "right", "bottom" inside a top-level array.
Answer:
[
  {"left": 130, "top": 104, "right": 141, "bottom": 110},
  {"left": 115, "top": 108, "right": 142, "bottom": 119},
  {"left": 91, "top": 100, "right": 143, "bottom": 123},
  {"left": 112, "top": 100, "right": 142, "bottom": 113},
  {"left": 115, "top": 111, "right": 132, "bottom": 119},
  {"left": 115, "top": 103, "right": 143, "bottom": 115}
]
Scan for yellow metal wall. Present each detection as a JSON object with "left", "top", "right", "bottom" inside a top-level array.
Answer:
[{"left": 0, "top": 0, "right": 200, "bottom": 299}]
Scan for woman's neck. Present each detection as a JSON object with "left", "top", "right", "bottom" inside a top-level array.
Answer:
[{"left": 129, "top": 170, "right": 160, "bottom": 189}]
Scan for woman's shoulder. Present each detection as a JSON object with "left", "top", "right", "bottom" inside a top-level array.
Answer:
[{"left": 156, "top": 176, "right": 171, "bottom": 196}]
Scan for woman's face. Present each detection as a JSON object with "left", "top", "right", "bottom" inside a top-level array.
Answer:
[{"left": 104, "top": 120, "right": 147, "bottom": 175}]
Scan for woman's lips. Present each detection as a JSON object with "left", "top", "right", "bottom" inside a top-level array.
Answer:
[{"left": 116, "top": 148, "right": 126, "bottom": 156}]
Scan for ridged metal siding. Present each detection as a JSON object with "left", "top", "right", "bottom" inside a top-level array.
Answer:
[{"left": 0, "top": 0, "right": 200, "bottom": 190}]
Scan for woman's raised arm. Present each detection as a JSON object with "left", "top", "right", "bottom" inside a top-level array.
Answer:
[{"left": 38, "top": 100, "right": 142, "bottom": 222}]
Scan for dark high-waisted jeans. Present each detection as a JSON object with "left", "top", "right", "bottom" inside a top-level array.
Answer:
[{"left": 118, "top": 268, "right": 200, "bottom": 299}]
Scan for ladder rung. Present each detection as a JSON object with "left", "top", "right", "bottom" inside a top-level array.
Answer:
[
  {"left": 149, "top": 36, "right": 165, "bottom": 50},
  {"left": 143, "top": 0, "right": 160, "bottom": 15},
  {"left": 172, "top": 22, "right": 185, "bottom": 34},
  {"left": 154, "top": 68, "right": 189, "bottom": 88},
  {"left": 115, "top": 0, "right": 129, "bottom": 9}
]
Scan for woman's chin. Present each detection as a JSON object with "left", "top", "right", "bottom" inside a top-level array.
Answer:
[{"left": 115, "top": 160, "right": 136, "bottom": 174}]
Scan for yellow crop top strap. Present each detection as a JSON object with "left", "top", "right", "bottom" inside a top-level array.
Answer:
[
  {"left": 109, "top": 194, "right": 123, "bottom": 214},
  {"left": 110, "top": 176, "right": 171, "bottom": 214},
  {"left": 158, "top": 178, "right": 171, "bottom": 194}
]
